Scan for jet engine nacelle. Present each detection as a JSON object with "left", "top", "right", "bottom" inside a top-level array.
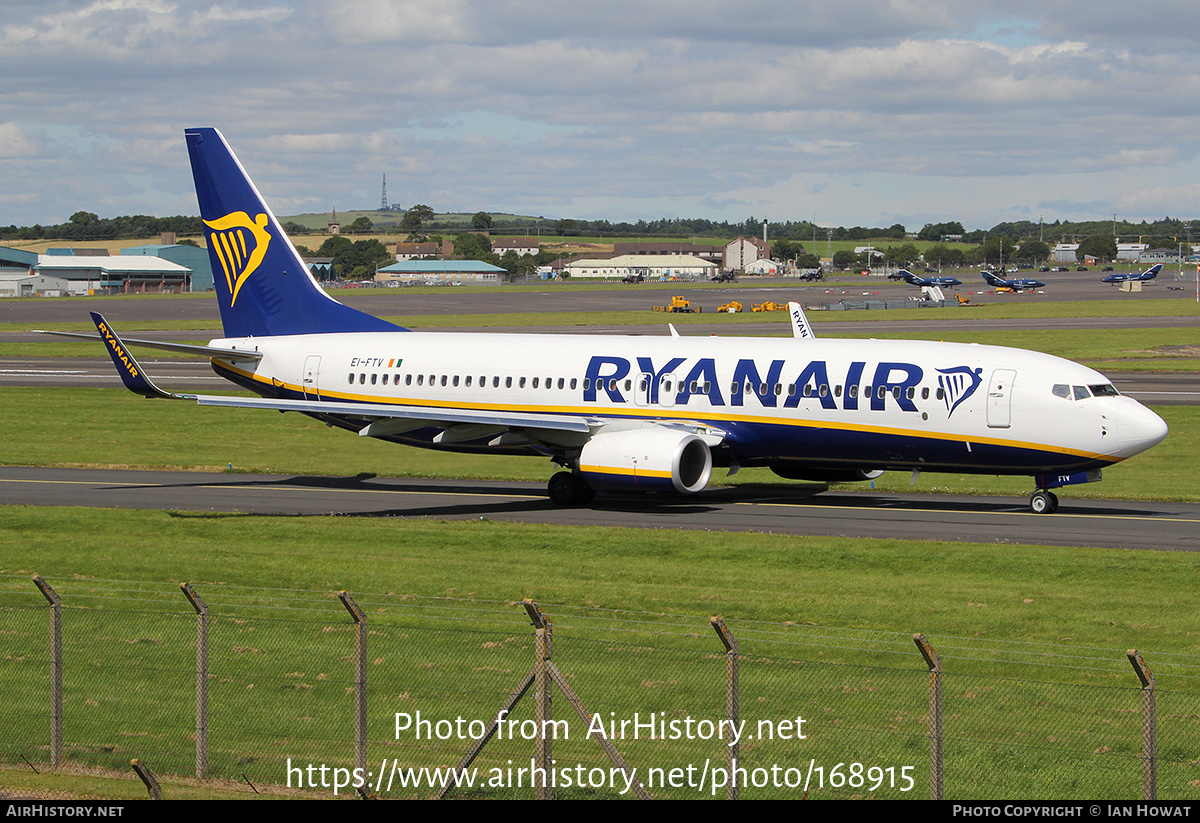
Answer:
[
  {"left": 770, "top": 465, "right": 885, "bottom": 483},
  {"left": 579, "top": 428, "right": 712, "bottom": 494}
]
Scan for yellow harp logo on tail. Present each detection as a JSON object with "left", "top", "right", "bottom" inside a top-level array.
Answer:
[{"left": 204, "top": 211, "right": 272, "bottom": 306}]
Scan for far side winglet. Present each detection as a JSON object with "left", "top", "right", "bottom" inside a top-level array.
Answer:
[
  {"left": 89, "top": 312, "right": 192, "bottom": 399},
  {"left": 787, "top": 302, "right": 815, "bottom": 339}
]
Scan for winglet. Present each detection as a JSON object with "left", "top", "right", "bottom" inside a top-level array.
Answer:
[
  {"left": 90, "top": 312, "right": 190, "bottom": 399},
  {"left": 787, "top": 302, "right": 815, "bottom": 339}
]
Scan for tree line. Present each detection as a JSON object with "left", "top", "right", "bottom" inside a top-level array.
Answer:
[
  {"left": 7, "top": 207, "right": 1193, "bottom": 274},
  {"left": 0, "top": 211, "right": 205, "bottom": 241}
]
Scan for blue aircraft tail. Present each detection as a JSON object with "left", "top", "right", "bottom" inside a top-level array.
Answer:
[{"left": 185, "top": 128, "right": 403, "bottom": 338}]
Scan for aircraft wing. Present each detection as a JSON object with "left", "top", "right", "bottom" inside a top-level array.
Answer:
[{"left": 195, "top": 393, "right": 593, "bottom": 434}]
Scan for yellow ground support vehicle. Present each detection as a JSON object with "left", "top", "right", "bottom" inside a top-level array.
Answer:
[
  {"left": 652, "top": 296, "right": 699, "bottom": 313},
  {"left": 751, "top": 301, "right": 786, "bottom": 312},
  {"left": 716, "top": 301, "right": 742, "bottom": 313}
]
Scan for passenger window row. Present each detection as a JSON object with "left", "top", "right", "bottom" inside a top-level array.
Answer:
[
  {"left": 348, "top": 373, "right": 580, "bottom": 391},
  {"left": 344, "top": 373, "right": 950, "bottom": 403}
]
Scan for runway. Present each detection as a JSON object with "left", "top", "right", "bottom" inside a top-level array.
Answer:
[
  {"left": 2, "top": 466, "right": 1198, "bottom": 552},
  {"left": 3, "top": 269, "right": 1198, "bottom": 327}
]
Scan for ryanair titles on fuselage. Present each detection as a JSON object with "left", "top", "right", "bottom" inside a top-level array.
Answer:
[
  {"left": 581, "top": 354, "right": 980, "bottom": 415},
  {"left": 345, "top": 349, "right": 985, "bottom": 418}
]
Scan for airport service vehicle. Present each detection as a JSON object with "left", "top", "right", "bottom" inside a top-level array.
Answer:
[
  {"left": 652, "top": 296, "right": 696, "bottom": 313},
  {"left": 61, "top": 128, "right": 1169, "bottom": 514}
]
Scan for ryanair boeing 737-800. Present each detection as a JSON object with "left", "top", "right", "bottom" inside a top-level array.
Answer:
[{"left": 54, "top": 129, "right": 1169, "bottom": 514}]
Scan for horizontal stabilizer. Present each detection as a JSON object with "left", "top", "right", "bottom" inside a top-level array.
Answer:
[{"left": 35, "top": 328, "right": 263, "bottom": 361}]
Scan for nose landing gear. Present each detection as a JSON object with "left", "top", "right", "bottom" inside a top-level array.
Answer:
[
  {"left": 1029, "top": 490, "right": 1059, "bottom": 514},
  {"left": 1028, "top": 469, "right": 1102, "bottom": 514}
]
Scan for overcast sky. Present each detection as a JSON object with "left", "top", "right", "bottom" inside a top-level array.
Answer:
[{"left": 5, "top": 0, "right": 1200, "bottom": 232}]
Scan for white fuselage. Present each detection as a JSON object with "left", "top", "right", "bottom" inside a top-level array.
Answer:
[{"left": 207, "top": 331, "right": 1167, "bottom": 477}]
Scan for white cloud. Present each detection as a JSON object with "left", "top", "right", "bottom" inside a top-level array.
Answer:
[
  {"left": 0, "top": 123, "right": 42, "bottom": 158},
  {"left": 4, "top": 0, "right": 1200, "bottom": 227}
]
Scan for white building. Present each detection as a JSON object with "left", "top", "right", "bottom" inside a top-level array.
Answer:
[
  {"left": 1117, "top": 243, "right": 1147, "bottom": 261},
  {"left": 1053, "top": 243, "right": 1079, "bottom": 263},
  {"left": 376, "top": 260, "right": 505, "bottom": 285},
  {"left": 491, "top": 237, "right": 540, "bottom": 256},
  {"left": 393, "top": 240, "right": 452, "bottom": 261},
  {"left": 34, "top": 255, "right": 192, "bottom": 294},
  {"left": 564, "top": 254, "right": 717, "bottom": 280},
  {"left": 0, "top": 273, "right": 71, "bottom": 297},
  {"left": 744, "top": 258, "right": 781, "bottom": 275},
  {"left": 723, "top": 237, "right": 767, "bottom": 272}
]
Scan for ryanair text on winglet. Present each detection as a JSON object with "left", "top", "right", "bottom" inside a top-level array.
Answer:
[{"left": 97, "top": 320, "right": 138, "bottom": 379}]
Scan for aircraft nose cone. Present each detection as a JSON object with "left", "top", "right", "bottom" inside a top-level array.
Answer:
[{"left": 1116, "top": 399, "right": 1168, "bottom": 458}]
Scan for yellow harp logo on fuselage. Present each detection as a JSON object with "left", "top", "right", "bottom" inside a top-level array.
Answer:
[{"left": 204, "top": 211, "right": 272, "bottom": 306}]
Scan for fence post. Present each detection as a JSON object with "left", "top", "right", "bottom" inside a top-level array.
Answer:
[
  {"left": 913, "top": 633, "right": 943, "bottom": 800},
  {"left": 32, "top": 576, "right": 62, "bottom": 768},
  {"left": 711, "top": 617, "right": 739, "bottom": 800},
  {"left": 523, "top": 599, "right": 553, "bottom": 800},
  {"left": 179, "top": 583, "right": 209, "bottom": 778},
  {"left": 1127, "top": 650, "right": 1156, "bottom": 801},
  {"left": 339, "top": 592, "right": 368, "bottom": 777},
  {"left": 131, "top": 759, "right": 162, "bottom": 800}
]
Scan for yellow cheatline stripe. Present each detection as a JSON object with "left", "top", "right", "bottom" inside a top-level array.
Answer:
[
  {"left": 579, "top": 465, "right": 672, "bottom": 478},
  {"left": 213, "top": 361, "right": 1118, "bottom": 463}
]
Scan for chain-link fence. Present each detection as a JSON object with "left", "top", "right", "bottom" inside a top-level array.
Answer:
[{"left": 2, "top": 575, "right": 1198, "bottom": 799}]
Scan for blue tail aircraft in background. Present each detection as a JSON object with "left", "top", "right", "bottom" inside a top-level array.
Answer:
[
  {"left": 1103, "top": 264, "right": 1162, "bottom": 283},
  {"left": 899, "top": 269, "right": 962, "bottom": 287},
  {"left": 982, "top": 270, "right": 1045, "bottom": 292},
  {"left": 43, "top": 128, "right": 1169, "bottom": 514}
]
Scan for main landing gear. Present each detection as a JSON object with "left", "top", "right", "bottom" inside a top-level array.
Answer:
[{"left": 548, "top": 471, "right": 595, "bottom": 507}]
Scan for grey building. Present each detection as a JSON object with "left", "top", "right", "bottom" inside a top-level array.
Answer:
[{"left": 121, "top": 244, "right": 213, "bottom": 292}]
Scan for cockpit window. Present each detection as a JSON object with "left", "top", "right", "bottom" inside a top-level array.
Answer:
[
  {"left": 1072, "top": 385, "right": 1091, "bottom": 401},
  {"left": 1089, "top": 384, "right": 1120, "bottom": 397},
  {"left": 1052, "top": 384, "right": 1070, "bottom": 399}
]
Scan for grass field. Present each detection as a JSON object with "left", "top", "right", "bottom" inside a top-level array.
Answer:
[{"left": 4, "top": 509, "right": 1199, "bottom": 799}]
